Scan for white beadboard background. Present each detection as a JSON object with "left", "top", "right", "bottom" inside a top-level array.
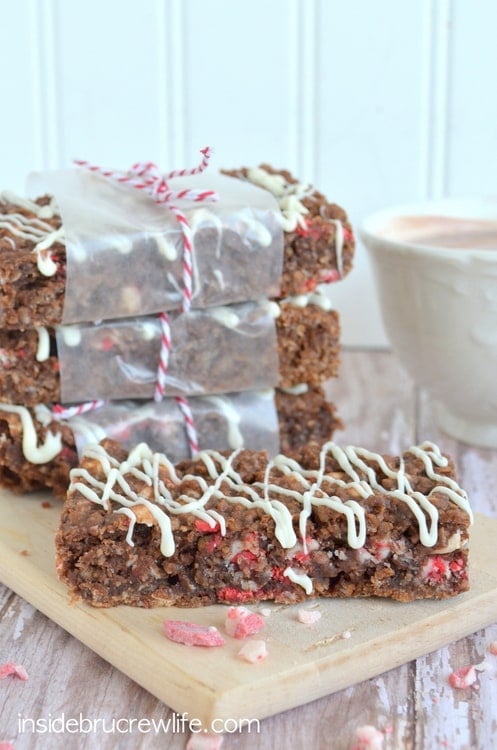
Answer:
[{"left": 1, "top": 0, "right": 496, "bottom": 347}]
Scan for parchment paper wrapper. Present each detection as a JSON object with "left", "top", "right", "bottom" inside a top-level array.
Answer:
[
  {"left": 56, "top": 299, "right": 280, "bottom": 402},
  {"left": 28, "top": 169, "right": 284, "bottom": 324},
  {"left": 68, "top": 390, "right": 279, "bottom": 463}
]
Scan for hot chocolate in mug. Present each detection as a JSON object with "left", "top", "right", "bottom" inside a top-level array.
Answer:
[{"left": 361, "top": 198, "right": 497, "bottom": 448}]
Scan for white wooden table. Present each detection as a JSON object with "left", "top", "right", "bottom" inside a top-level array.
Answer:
[{"left": 1, "top": 350, "right": 496, "bottom": 750}]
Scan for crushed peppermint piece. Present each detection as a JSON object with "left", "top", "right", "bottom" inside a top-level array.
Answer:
[
  {"left": 238, "top": 640, "right": 267, "bottom": 663},
  {"left": 163, "top": 620, "right": 225, "bottom": 647},
  {"left": 224, "top": 606, "right": 265, "bottom": 639},
  {"left": 259, "top": 607, "right": 272, "bottom": 617},
  {"left": 0, "top": 662, "right": 29, "bottom": 681},
  {"left": 342, "top": 630, "right": 352, "bottom": 639},
  {"left": 0, "top": 743, "right": 15, "bottom": 750},
  {"left": 297, "top": 609, "right": 322, "bottom": 625},
  {"left": 350, "top": 724, "right": 384, "bottom": 750},
  {"left": 488, "top": 641, "right": 497, "bottom": 656},
  {"left": 448, "top": 665, "right": 477, "bottom": 689},
  {"left": 186, "top": 733, "right": 224, "bottom": 750}
]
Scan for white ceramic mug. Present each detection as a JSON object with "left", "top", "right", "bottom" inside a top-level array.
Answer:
[{"left": 360, "top": 198, "right": 497, "bottom": 448}]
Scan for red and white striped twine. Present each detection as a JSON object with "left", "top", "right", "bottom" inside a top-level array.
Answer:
[
  {"left": 52, "top": 149, "right": 215, "bottom": 455},
  {"left": 175, "top": 396, "right": 199, "bottom": 456},
  {"left": 75, "top": 146, "right": 217, "bottom": 321},
  {"left": 52, "top": 400, "right": 105, "bottom": 421},
  {"left": 154, "top": 311, "right": 172, "bottom": 402}
]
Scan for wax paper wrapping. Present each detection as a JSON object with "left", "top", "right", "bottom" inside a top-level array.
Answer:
[
  {"left": 68, "top": 390, "right": 279, "bottom": 463},
  {"left": 55, "top": 299, "right": 280, "bottom": 402},
  {"left": 28, "top": 169, "right": 283, "bottom": 324}
]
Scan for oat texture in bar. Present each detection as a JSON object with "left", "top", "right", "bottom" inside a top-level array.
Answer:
[
  {"left": 0, "top": 293, "right": 340, "bottom": 405},
  {"left": 55, "top": 439, "right": 472, "bottom": 607}
]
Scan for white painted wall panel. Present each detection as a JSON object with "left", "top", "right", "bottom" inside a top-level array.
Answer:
[
  {"left": 0, "top": 2, "right": 41, "bottom": 192},
  {"left": 183, "top": 0, "right": 300, "bottom": 171},
  {"left": 0, "top": 0, "right": 496, "bottom": 346},
  {"left": 446, "top": 0, "right": 497, "bottom": 197},
  {"left": 316, "top": 0, "right": 428, "bottom": 347},
  {"left": 55, "top": 0, "right": 165, "bottom": 168}
]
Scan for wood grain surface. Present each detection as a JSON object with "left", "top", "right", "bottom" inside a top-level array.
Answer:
[
  {"left": 1, "top": 493, "right": 496, "bottom": 733},
  {"left": 1, "top": 350, "right": 497, "bottom": 750}
]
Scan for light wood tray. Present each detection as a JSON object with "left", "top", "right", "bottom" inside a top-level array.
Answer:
[{"left": 1, "top": 488, "right": 497, "bottom": 728}]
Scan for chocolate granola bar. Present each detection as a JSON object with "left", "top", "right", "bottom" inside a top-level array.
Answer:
[
  {"left": 0, "top": 294, "right": 340, "bottom": 405},
  {"left": 0, "top": 388, "right": 342, "bottom": 499},
  {"left": 0, "top": 166, "right": 354, "bottom": 329},
  {"left": 275, "top": 385, "right": 343, "bottom": 453},
  {"left": 55, "top": 439, "right": 472, "bottom": 607},
  {"left": 222, "top": 165, "right": 355, "bottom": 295}
]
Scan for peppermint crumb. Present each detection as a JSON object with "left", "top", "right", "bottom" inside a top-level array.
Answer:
[
  {"left": 224, "top": 607, "right": 265, "bottom": 639},
  {"left": 297, "top": 609, "right": 322, "bottom": 625},
  {"left": 238, "top": 640, "right": 267, "bottom": 663},
  {"left": 448, "top": 665, "right": 477, "bottom": 689},
  {"left": 488, "top": 641, "right": 497, "bottom": 656},
  {"left": 0, "top": 663, "right": 29, "bottom": 681},
  {"left": 0, "top": 742, "right": 15, "bottom": 750},
  {"left": 350, "top": 724, "right": 384, "bottom": 750},
  {"left": 162, "top": 620, "right": 225, "bottom": 648}
]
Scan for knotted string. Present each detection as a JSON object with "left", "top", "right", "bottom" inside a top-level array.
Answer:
[{"left": 53, "top": 148, "right": 218, "bottom": 456}]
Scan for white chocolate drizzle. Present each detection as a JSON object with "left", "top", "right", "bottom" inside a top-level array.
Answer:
[
  {"left": 189, "top": 204, "right": 272, "bottom": 261},
  {"left": 246, "top": 167, "right": 309, "bottom": 232},
  {"left": 189, "top": 207, "right": 224, "bottom": 236},
  {"left": 68, "top": 417, "right": 108, "bottom": 447},
  {"left": 33, "top": 403, "right": 56, "bottom": 428},
  {"left": 0, "top": 191, "right": 57, "bottom": 219},
  {"left": 202, "top": 396, "right": 244, "bottom": 449},
  {"left": 260, "top": 299, "right": 281, "bottom": 319},
  {"left": 151, "top": 232, "right": 178, "bottom": 261},
  {"left": 279, "top": 384, "right": 309, "bottom": 395},
  {"left": 208, "top": 306, "right": 241, "bottom": 329},
  {"left": 139, "top": 321, "right": 159, "bottom": 341},
  {"left": 212, "top": 268, "right": 225, "bottom": 289},
  {"left": 58, "top": 325, "right": 82, "bottom": 347},
  {"left": 35, "top": 326, "right": 50, "bottom": 362},
  {"left": 0, "top": 404, "right": 62, "bottom": 464},
  {"left": 115, "top": 506, "right": 154, "bottom": 547},
  {"left": 68, "top": 440, "right": 473, "bottom": 571},
  {"left": 0, "top": 193, "right": 64, "bottom": 276},
  {"left": 283, "top": 567, "right": 314, "bottom": 594},
  {"left": 238, "top": 212, "right": 272, "bottom": 246},
  {"left": 281, "top": 288, "right": 333, "bottom": 311},
  {"left": 244, "top": 166, "right": 345, "bottom": 274}
]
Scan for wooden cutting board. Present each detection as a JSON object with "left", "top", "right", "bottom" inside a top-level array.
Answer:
[{"left": 1, "top": 488, "right": 497, "bottom": 729}]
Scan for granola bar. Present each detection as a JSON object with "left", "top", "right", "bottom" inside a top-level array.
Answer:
[
  {"left": 0, "top": 294, "right": 340, "bottom": 405},
  {"left": 55, "top": 439, "right": 472, "bottom": 607}
]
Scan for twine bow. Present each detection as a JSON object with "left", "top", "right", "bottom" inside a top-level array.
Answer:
[
  {"left": 53, "top": 148, "right": 218, "bottom": 456},
  {"left": 74, "top": 146, "right": 218, "bottom": 318}
]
